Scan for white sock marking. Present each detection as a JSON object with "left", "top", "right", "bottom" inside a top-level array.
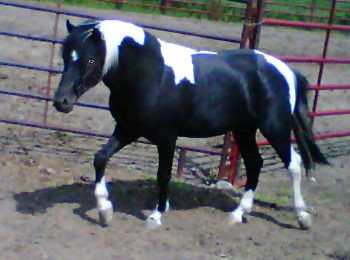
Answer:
[
  {"left": 288, "top": 147, "right": 307, "bottom": 213},
  {"left": 147, "top": 200, "right": 170, "bottom": 226},
  {"left": 254, "top": 50, "right": 297, "bottom": 112},
  {"left": 94, "top": 177, "right": 112, "bottom": 212},
  {"left": 98, "top": 20, "right": 146, "bottom": 75},
  {"left": 148, "top": 210, "right": 162, "bottom": 226},
  {"left": 231, "top": 189, "right": 254, "bottom": 222}
]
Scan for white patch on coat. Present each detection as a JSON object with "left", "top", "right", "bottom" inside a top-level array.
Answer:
[
  {"left": 254, "top": 50, "right": 296, "bottom": 112},
  {"left": 159, "top": 42, "right": 218, "bottom": 85},
  {"left": 159, "top": 40, "right": 198, "bottom": 84},
  {"left": 71, "top": 50, "right": 78, "bottom": 62},
  {"left": 97, "top": 20, "right": 145, "bottom": 75}
]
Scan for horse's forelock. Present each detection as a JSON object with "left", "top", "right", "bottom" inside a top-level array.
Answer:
[{"left": 61, "top": 22, "right": 98, "bottom": 55}]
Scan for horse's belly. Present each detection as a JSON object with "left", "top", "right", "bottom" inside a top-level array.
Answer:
[{"left": 179, "top": 115, "right": 235, "bottom": 138}]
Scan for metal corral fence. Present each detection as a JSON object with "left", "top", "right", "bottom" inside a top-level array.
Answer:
[
  {"left": 225, "top": 0, "right": 350, "bottom": 184},
  {"left": 0, "top": 0, "right": 349, "bottom": 185},
  {"left": 0, "top": 0, "right": 260, "bottom": 180},
  {"left": 97, "top": 0, "right": 350, "bottom": 24}
]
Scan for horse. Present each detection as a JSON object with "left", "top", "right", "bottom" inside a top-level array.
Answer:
[{"left": 53, "top": 19, "right": 329, "bottom": 230}]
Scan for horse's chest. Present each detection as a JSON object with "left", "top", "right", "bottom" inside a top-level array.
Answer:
[{"left": 108, "top": 92, "right": 154, "bottom": 129}]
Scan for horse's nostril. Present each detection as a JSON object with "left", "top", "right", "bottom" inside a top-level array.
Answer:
[{"left": 53, "top": 96, "right": 72, "bottom": 113}]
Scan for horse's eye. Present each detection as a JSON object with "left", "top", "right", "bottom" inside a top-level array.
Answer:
[{"left": 88, "top": 58, "right": 95, "bottom": 64}]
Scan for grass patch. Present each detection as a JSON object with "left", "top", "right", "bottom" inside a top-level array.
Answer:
[
  {"left": 42, "top": 0, "right": 349, "bottom": 25},
  {"left": 254, "top": 193, "right": 290, "bottom": 208}
]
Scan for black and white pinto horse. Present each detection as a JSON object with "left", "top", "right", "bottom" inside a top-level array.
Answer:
[{"left": 53, "top": 19, "right": 329, "bottom": 229}]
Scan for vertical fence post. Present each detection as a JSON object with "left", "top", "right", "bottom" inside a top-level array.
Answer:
[
  {"left": 240, "top": 0, "right": 254, "bottom": 48},
  {"left": 176, "top": 148, "right": 187, "bottom": 178},
  {"left": 160, "top": 0, "right": 169, "bottom": 15},
  {"left": 221, "top": 0, "right": 255, "bottom": 185},
  {"left": 311, "top": 0, "right": 337, "bottom": 126},
  {"left": 217, "top": 133, "right": 232, "bottom": 181},
  {"left": 43, "top": 0, "right": 61, "bottom": 124},
  {"left": 240, "top": 0, "right": 265, "bottom": 49},
  {"left": 218, "top": 0, "right": 222, "bottom": 21},
  {"left": 309, "top": 0, "right": 316, "bottom": 23},
  {"left": 228, "top": 135, "right": 244, "bottom": 186},
  {"left": 249, "top": 0, "right": 265, "bottom": 49},
  {"left": 223, "top": 0, "right": 266, "bottom": 186}
]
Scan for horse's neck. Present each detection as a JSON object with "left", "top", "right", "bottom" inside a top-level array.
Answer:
[
  {"left": 103, "top": 30, "right": 164, "bottom": 91},
  {"left": 98, "top": 20, "right": 146, "bottom": 75}
]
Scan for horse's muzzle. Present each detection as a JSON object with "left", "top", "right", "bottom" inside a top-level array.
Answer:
[{"left": 53, "top": 96, "right": 75, "bottom": 113}]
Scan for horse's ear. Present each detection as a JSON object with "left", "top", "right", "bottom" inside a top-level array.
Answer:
[
  {"left": 66, "top": 19, "right": 75, "bottom": 33},
  {"left": 91, "top": 28, "right": 102, "bottom": 42}
]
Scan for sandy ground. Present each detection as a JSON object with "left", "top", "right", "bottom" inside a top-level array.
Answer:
[{"left": 0, "top": 1, "right": 350, "bottom": 259}]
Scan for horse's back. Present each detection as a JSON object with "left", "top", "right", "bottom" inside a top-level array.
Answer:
[
  {"left": 186, "top": 49, "right": 293, "bottom": 136},
  {"left": 177, "top": 50, "right": 262, "bottom": 136}
]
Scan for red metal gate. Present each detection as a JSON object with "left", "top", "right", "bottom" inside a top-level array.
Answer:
[{"left": 226, "top": 0, "right": 350, "bottom": 185}]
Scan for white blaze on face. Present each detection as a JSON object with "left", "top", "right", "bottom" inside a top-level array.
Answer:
[
  {"left": 254, "top": 50, "right": 296, "bottom": 112},
  {"left": 71, "top": 50, "right": 79, "bottom": 62},
  {"left": 97, "top": 20, "right": 146, "bottom": 75}
]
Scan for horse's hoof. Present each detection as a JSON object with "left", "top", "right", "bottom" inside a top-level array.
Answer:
[
  {"left": 98, "top": 202, "right": 113, "bottom": 226},
  {"left": 145, "top": 211, "right": 162, "bottom": 229},
  {"left": 145, "top": 217, "right": 162, "bottom": 230},
  {"left": 227, "top": 212, "right": 243, "bottom": 225},
  {"left": 297, "top": 212, "right": 312, "bottom": 230}
]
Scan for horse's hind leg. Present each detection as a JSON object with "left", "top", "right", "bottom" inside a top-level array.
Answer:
[
  {"left": 229, "top": 129, "right": 263, "bottom": 224},
  {"left": 288, "top": 146, "right": 311, "bottom": 229},
  {"left": 261, "top": 127, "right": 311, "bottom": 230},
  {"left": 94, "top": 127, "right": 137, "bottom": 225}
]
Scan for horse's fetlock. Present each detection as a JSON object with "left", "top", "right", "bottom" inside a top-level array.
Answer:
[{"left": 297, "top": 211, "right": 312, "bottom": 230}]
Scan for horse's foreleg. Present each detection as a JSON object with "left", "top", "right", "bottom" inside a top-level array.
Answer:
[
  {"left": 229, "top": 131, "right": 263, "bottom": 224},
  {"left": 94, "top": 128, "right": 137, "bottom": 225},
  {"left": 146, "top": 136, "right": 176, "bottom": 229}
]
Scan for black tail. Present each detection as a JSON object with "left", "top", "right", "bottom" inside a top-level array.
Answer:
[{"left": 292, "top": 70, "right": 330, "bottom": 177}]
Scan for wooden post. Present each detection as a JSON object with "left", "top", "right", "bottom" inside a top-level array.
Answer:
[
  {"left": 176, "top": 148, "right": 187, "bottom": 178},
  {"left": 43, "top": 0, "right": 61, "bottom": 124}
]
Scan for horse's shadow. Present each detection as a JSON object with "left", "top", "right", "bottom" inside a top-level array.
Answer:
[{"left": 13, "top": 179, "right": 298, "bottom": 229}]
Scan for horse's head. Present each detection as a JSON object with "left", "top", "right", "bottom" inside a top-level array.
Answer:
[{"left": 53, "top": 20, "right": 106, "bottom": 113}]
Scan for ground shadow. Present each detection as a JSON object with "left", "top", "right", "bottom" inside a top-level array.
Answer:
[{"left": 13, "top": 179, "right": 297, "bottom": 229}]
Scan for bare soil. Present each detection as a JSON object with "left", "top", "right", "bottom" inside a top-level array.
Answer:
[{"left": 0, "top": 1, "right": 350, "bottom": 259}]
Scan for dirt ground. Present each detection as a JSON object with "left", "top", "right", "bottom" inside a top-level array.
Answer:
[{"left": 0, "top": 1, "right": 350, "bottom": 259}]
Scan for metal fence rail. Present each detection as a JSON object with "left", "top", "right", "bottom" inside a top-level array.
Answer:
[
  {"left": 0, "top": 0, "right": 258, "bottom": 179},
  {"left": 92, "top": 0, "right": 350, "bottom": 24}
]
